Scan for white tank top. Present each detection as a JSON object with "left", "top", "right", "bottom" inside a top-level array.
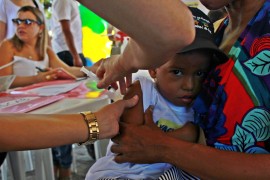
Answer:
[{"left": 12, "top": 55, "right": 49, "bottom": 76}]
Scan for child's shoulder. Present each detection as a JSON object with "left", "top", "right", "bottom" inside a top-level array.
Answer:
[{"left": 134, "top": 75, "right": 153, "bottom": 85}]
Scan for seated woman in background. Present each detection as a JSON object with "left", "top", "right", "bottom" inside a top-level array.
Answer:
[{"left": 0, "top": 6, "right": 88, "bottom": 88}]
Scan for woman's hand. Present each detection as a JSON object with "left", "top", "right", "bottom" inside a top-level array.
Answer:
[
  {"left": 53, "top": 68, "right": 76, "bottom": 80},
  {"left": 36, "top": 67, "right": 77, "bottom": 82},
  {"left": 36, "top": 68, "right": 58, "bottom": 82},
  {"left": 91, "top": 55, "right": 134, "bottom": 95}
]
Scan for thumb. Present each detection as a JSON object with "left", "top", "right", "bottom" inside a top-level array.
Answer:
[
  {"left": 144, "top": 105, "right": 155, "bottom": 125},
  {"left": 117, "top": 95, "right": 139, "bottom": 110}
]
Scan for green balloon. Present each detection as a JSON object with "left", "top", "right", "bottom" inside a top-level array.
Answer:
[{"left": 79, "top": 5, "right": 108, "bottom": 34}]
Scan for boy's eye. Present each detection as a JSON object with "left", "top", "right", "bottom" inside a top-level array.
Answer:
[
  {"left": 196, "top": 71, "right": 207, "bottom": 77},
  {"left": 172, "top": 70, "right": 183, "bottom": 76}
]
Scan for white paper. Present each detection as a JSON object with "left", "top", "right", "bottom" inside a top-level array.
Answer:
[{"left": 11, "top": 81, "right": 81, "bottom": 96}]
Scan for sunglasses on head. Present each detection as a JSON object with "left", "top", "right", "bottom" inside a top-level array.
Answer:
[{"left": 12, "top": 18, "right": 41, "bottom": 26}]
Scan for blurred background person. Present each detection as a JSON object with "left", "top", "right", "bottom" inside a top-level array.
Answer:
[{"left": 51, "top": 0, "right": 86, "bottom": 67}]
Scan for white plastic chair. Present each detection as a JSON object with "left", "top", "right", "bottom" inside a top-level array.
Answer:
[{"left": 0, "top": 150, "right": 54, "bottom": 180}]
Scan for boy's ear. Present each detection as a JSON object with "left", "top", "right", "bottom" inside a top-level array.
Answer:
[{"left": 148, "top": 69, "right": 157, "bottom": 78}]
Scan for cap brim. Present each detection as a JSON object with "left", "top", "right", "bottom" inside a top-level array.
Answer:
[{"left": 178, "top": 37, "right": 228, "bottom": 64}]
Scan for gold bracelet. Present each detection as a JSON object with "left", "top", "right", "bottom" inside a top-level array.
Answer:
[{"left": 78, "top": 111, "right": 99, "bottom": 145}]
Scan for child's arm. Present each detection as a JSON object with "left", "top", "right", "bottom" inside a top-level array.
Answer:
[
  {"left": 168, "top": 123, "right": 199, "bottom": 142},
  {"left": 120, "top": 80, "right": 144, "bottom": 125},
  {"left": 168, "top": 123, "right": 206, "bottom": 144}
]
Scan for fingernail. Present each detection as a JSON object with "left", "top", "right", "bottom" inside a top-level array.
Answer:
[{"left": 97, "top": 82, "right": 103, "bottom": 88}]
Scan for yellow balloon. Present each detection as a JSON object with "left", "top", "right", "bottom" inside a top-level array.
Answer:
[{"left": 82, "top": 27, "right": 112, "bottom": 63}]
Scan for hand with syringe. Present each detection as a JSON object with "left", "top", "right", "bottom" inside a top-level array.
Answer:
[
  {"left": 80, "top": 66, "right": 117, "bottom": 99},
  {"left": 88, "top": 56, "right": 134, "bottom": 95}
]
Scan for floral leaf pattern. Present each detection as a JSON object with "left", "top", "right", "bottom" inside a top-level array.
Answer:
[
  {"left": 214, "top": 108, "right": 270, "bottom": 154},
  {"left": 244, "top": 50, "right": 270, "bottom": 76},
  {"left": 241, "top": 108, "right": 270, "bottom": 141},
  {"left": 246, "top": 146, "right": 270, "bottom": 154},
  {"left": 232, "top": 124, "right": 256, "bottom": 152}
]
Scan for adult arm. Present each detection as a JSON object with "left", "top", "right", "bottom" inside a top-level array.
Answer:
[
  {"left": 0, "top": 95, "right": 138, "bottom": 152},
  {"left": 111, "top": 109, "right": 270, "bottom": 179},
  {"left": 77, "top": 0, "right": 195, "bottom": 90},
  {"left": 59, "top": 20, "right": 83, "bottom": 66},
  {"left": 0, "top": 40, "right": 15, "bottom": 76},
  {"left": 0, "top": 21, "right": 6, "bottom": 42},
  {"left": 47, "top": 47, "right": 86, "bottom": 77}
]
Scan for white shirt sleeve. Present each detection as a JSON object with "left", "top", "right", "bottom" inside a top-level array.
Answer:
[
  {"left": 53, "top": 0, "right": 71, "bottom": 21},
  {"left": 0, "top": 0, "right": 7, "bottom": 23},
  {"left": 135, "top": 76, "right": 157, "bottom": 112}
]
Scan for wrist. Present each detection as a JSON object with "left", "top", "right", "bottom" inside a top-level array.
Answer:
[
  {"left": 118, "top": 39, "right": 142, "bottom": 74},
  {"left": 117, "top": 54, "right": 138, "bottom": 74},
  {"left": 35, "top": 74, "right": 42, "bottom": 83},
  {"left": 78, "top": 111, "right": 99, "bottom": 145}
]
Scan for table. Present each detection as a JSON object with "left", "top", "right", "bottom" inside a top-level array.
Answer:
[{"left": 1, "top": 96, "right": 110, "bottom": 180}]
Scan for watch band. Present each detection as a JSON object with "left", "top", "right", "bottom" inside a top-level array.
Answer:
[{"left": 78, "top": 111, "right": 99, "bottom": 145}]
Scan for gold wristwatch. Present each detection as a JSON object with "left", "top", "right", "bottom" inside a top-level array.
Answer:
[{"left": 78, "top": 111, "right": 99, "bottom": 145}]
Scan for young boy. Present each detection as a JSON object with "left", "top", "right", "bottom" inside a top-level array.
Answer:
[{"left": 86, "top": 7, "right": 227, "bottom": 180}]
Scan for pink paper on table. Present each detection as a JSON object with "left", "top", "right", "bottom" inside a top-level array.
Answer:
[
  {"left": 10, "top": 80, "right": 81, "bottom": 96},
  {"left": 0, "top": 93, "right": 65, "bottom": 113}
]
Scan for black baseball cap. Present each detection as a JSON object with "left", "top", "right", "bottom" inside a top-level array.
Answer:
[{"left": 178, "top": 7, "right": 228, "bottom": 64}]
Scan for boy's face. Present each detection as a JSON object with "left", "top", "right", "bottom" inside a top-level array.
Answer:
[{"left": 149, "top": 51, "right": 210, "bottom": 107}]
